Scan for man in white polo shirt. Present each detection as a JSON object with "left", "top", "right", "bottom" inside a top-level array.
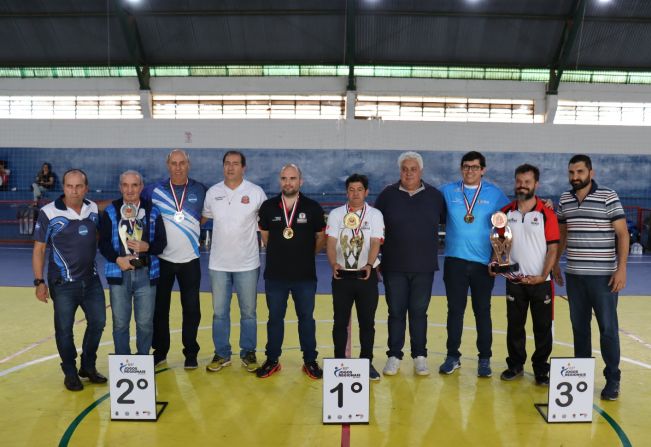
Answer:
[
  {"left": 496, "top": 164, "right": 559, "bottom": 386},
  {"left": 202, "top": 151, "right": 267, "bottom": 373}
]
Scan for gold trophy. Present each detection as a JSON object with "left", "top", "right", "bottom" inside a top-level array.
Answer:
[{"left": 489, "top": 211, "right": 519, "bottom": 275}]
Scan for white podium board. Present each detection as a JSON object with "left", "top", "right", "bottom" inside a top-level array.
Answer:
[
  {"left": 536, "top": 357, "right": 595, "bottom": 423},
  {"left": 109, "top": 354, "right": 166, "bottom": 421},
  {"left": 322, "top": 358, "right": 370, "bottom": 424}
]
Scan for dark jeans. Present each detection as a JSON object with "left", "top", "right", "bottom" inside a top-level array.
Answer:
[
  {"left": 152, "top": 258, "right": 201, "bottom": 360},
  {"left": 443, "top": 257, "right": 495, "bottom": 360},
  {"left": 383, "top": 270, "right": 434, "bottom": 359},
  {"left": 50, "top": 276, "right": 106, "bottom": 377},
  {"left": 264, "top": 279, "right": 318, "bottom": 362},
  {"left": 332, "top": 270, "right": 379, "bottom": 360},
  {"left": 505, "top": 281, "right": 553, "bottom": 376},
  {"left": 566, "top": 273, "right": 621, "bottom": 383}
]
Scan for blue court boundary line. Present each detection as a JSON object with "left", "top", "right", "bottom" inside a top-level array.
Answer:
[{"left": 59, "top": 368, "right": 170, "bottom": 447}]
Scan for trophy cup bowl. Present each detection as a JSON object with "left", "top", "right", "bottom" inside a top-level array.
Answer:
[{"left": 489, "top": 211, "right": 520, "bottom": 274}]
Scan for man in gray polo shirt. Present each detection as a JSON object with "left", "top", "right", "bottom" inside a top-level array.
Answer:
[{"left": 553, "top": 154, "right": 629, "bottom": 401}]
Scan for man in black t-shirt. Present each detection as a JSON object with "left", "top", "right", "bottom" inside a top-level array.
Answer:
[{"left": 256, "top": 163, "right": 326, "bottom": 379}]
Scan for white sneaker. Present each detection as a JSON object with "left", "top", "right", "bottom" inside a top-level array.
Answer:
[
  {"left": 382, "top": 356, "right": 401, "bottom": 376},
  {"left": 414, "top": 356, "right": 430, "bottom": 376}
]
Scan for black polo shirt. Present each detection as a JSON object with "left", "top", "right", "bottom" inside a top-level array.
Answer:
[{"left": 259, "top": 192, "right": 325, "bottom": 281}]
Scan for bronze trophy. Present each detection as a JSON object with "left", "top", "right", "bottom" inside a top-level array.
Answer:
[{"left": 489, "top": 211, "right": 520, "bottom": 278}]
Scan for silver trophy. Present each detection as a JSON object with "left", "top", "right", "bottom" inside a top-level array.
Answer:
[{"left": 119, "top": 204, "right": 145, "bottom": 268}]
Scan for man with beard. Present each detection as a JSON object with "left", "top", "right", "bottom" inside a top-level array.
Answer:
[
  {"left": 553, "top": 154, "right": 628, "bottom": 401},
  {"left": 497, "top": 164, "right": 559, "bottom": 386},
  {"left": 256, "top": 163, "right": 326, "bottom": 379}
]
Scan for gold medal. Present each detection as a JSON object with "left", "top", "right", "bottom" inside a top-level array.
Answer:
[
  {"left": 491, "top": 211, "right": 508, "bottom": 229},
  {"left": 343, "top": 212, "right": 361, "bottom": 229},
  {"left": 464, "top": 213, "right": 474, "bottom": 224},
  {"left": 283, "top": 227, "right": 294, "bottom": 240}
]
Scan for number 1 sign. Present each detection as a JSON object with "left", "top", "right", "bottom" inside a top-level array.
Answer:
[
  {"left": 537, "top": 357, "right": 595, "bottom": 423},
  {"left": 109, "top": 355, "right": 165, "bottom": 421},
  {"left": 322, "top": 358, "right": 370, "bottom": 424}
]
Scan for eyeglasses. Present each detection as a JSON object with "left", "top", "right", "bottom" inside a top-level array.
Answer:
[{"left": 461, "top": 165, "right": 482, "bottom": 172}]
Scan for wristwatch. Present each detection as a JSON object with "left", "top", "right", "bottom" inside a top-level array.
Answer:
[{"left": 33, "top": 278, "right": 46, "bottom": 286}]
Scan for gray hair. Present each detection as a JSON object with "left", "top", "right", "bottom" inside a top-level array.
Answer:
[
  {"left": 166, "top": 149, "right": 190, "bottom": 163},
  {"left": 119, "top": 170, "right": 143, "bottom": 185},
  {"left": 280, "top": 163, "right": 303, "bottom": 179},
  {"left": 397, "top": 151, "right": 423, "bottom": 170}
]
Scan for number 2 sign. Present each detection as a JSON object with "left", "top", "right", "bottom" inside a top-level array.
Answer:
[
  {"left": 322, "top": 358, "right": 370, "bottom": 424},
  {"left": 109, "top": 355, "right": 162, "bottom": 421},
  {"left": 546, "top": 357, "right": 595, "bottom": 423}
]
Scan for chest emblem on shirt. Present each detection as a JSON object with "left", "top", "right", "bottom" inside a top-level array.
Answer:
[
  {"left": 272, "top": 216, "right": 282, "bottom": 222},
  {"left": 187, "top": 193, "right": 198, "bottom": 203},
  {"left": 531, "top": 217, "right": 540, "bottom": 225},
  {"left": 297, "top": 212, "right": 307, "bottom": 224},
  {"left": 78, "top": 225, "right": 89, "bottom": 236},
  {"left": 241, "top": 196, "right": 250, "bottom": 204}
]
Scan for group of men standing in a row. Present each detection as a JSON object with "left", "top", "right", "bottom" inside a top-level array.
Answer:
[{"left": 33, "top": 149, "right": 627, "bottom": 401}]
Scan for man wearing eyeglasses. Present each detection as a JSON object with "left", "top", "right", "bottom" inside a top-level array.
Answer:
[{"left": 439, "top": 151, "right": 509, "bottom": 378}]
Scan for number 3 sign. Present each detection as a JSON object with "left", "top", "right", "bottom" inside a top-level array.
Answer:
[
  {"left": 537, "top": 357, "right": 595, "bottom": 423},
  {"left": 322, "top": 358, "right": 370, "bottom": 424},
  {"left": 109, "top": 355, "right": 166, "bottom": 421}
]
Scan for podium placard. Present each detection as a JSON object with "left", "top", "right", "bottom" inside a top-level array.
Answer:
[
  {"left": 322, "top": 358, "right": 370, "bottom": 424},
  {"left": 535, "top": 357, "right": 595, "bottom": 423},
  {"left": 109, "top": 354, "right": 166, "bottom": 421}
]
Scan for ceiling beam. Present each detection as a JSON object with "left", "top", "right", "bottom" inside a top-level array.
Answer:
[
  {"left": 116, "top": 4, "right": 150, "bottom": 90},
  {"left": 547, "top": 0, "right": 588, "bottom": 95},
  {"left": 345, "top": 0, "right": 356, "bottom": 91}
]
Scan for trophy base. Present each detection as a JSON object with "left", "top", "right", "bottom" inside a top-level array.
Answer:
[
  {"left": 490, "top": 262, "right": 520, "bottom": 274},
  {"left": 337, "top": 269, "right": 366, "bottom": 279},
  {"left": 129, "top": 257, "right": 149, "bottom": 269}
]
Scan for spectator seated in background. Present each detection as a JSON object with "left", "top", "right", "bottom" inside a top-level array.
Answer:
[
  {"left": 32, "top": 162, "right": 55, "bottom": 205},
  {"left": 0, "top": 160, "right": 10, "bottom": 190}
]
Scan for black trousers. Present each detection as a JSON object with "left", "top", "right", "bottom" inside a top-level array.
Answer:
[
  {"left": 152, "top": 258, "right": 201, "bottom": 360},
  {"left": 332, "top": 270, "right": 379, "bottom": 361},
  {"left": 505, "top": 280, "right": 553, "bottom": 376}
]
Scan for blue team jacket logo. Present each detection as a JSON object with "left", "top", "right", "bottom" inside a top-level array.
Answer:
[
  {"left": 187, "top": 193, "right": 198, "bottom": 203},
  {"left": 78, "top": 225, "right": 89, "bottom": 236}
]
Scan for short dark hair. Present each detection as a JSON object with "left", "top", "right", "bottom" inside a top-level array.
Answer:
[
  {"left": 569, "top": 154, "right": 592, "bottom": 170},
  {"left": 223, "top": 150, "right": 246, "bottom": 167},
  {"left": 461, "top": 151, "right": 486, "bottom": 168},
  {"left": 345, "top": 173, "right": 369, "bottom": 190},
  {"left": 514, "top": 163, "right": 540, "bottom": 182},
  {"left": 62, "top": 168, "right": 88, "bottom": 186}
]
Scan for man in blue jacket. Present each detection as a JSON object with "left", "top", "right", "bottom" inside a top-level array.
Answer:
[{"left": 100, "top": 170, "right": 167, "bottom": 355}]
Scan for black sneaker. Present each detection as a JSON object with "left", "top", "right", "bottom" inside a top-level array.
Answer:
[
  {"left": 302, "top": 360, "right": 323, "bottom": 379},
  {"left": 535, "top": 375, "right": 550, "bottom": 386},
  {"left": 500, "top": 368, "right": 524, "bottom": 381},
  {"left": 184, "top": 357, "right": 198, "bottom": 370},
  {"left": 369, "top": 364, "right": 381, "bottom": 381},
  {"left": 154, "top": 356, "right": 167, "bottom": 368},
  {"left": 64, "top": 374, "right": 84, "bottom": 391},
  {"left": 78, "top": 368, "right": 108, "bottom": 384},
  {"left": 600, "top": 381, "right": 620, "bottom": 401},
  {"left": 256, "top": 359, "right": 281, "bottom": 378}
]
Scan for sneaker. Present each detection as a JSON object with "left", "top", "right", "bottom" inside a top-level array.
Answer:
[
  {"left": 241, "top": 351, "right": 259, "bottom": 372},
  {"left": 154, "top": 356, "right": 167, "bottom": 368},
  {"left": 535, "top": 375, "right": 550, "bottom": 386},
  {"left": 438, "top": 356, "right": 461, "bottom": 375},
  {"left": 184, "top": 357, "right": 199, "bottom": 370},
  {"left": 256, "top": 359, "right": 281, "bottom": 378},
  {"left": 413, "top": 356, "right": 430, "bottom": 376},
  {"left": 369, "top": 364, "right": 381, "bottom": 381},
  {"left": 64, "top": 375, "right": 83, "bottom": 391},
  {"left": 500, "top": 368, "right": 524, "bottom": 381},
  {"left": 382, "top": 356, "right": 401, "bottom": 376},
  {"left": 78, "top": 368, "right": 108, "bottom": 384},
  {"left": 600, "top": 381, "right": 620, "bottom": 401},
  {"left": 478, "top": 358, "right": 492, "bottom": 378},
  {"left": 303, "top": 361, "right": 323, "bottom": 379},
  {"left": 206, "top": 355, "right": 231, "bottom": 372}
]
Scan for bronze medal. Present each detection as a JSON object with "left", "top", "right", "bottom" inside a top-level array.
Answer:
[
  {"left": 464, "top": 213, "right": 474, "bottom": 224},
  {"left": 283, "top": 227, "right": 294, "bottom": 240}
]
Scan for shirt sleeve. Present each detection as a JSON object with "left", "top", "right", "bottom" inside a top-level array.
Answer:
[
  {"left": 325, "top": 209, "right": 338, "bottom": 238},
  {"left": 258, "top": 202, "right": 270, "bottom": 231},
  {"left": 605, "top": 191, "right": 626, "bottom": 221},
  {"left": 202, "top": 189, "right": 213, "bottom": 219},
  {"left": 98, "top": 209, "right": 119, "bottom": 262},
  {"left": 496, "top": 188, "right": 510, "bottom": 210},
  {"left": 33, "top": 210, "right": 49, "bottom": 243},
  {"left": 370, "top": 209, "right": 385, "bottom": 241},
  {"left": 543, "top": 207, "right": 561, "bottom": 243},
  {"left": 314, "top": 203, "right": 326, "bottom": 232}
]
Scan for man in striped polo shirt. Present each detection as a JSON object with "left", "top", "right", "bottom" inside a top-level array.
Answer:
[{"left": 553, "top": 154, "right": 629, "bottom": 401}]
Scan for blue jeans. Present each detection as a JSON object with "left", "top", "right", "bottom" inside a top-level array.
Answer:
[
  {"left": 209, "top": 268, "right": 259, "bottom": 359},
  {"left": 264, "top": 279, "right": 318, "bottom": 362},
  {"left": 109, "top": 268, "right": 156, "bottom": 355},
  {"left": 566, "top": 273, "right": 621, "bottom": 383},
  {"left": 383, "top": 271, "right": 434, "bottom": 359},
  {"left": 50, "top": 276, "right": 106, "bottom": 376},
  {"left": 443, "top": 257, "right": 495, "bottom": 360}
]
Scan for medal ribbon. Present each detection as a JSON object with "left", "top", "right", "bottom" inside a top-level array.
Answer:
[
  {"left": 169, "top": 179, "right": 188, "bottom": 215},
  {"left": 347, "top": 203, "right": 367, "bottom": 238},
  {"left": 461, "top": 181, "right": 482, "bottom": 218},
  {"left": 281, "top": 194, "right": 300, "bottom": 229}
]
